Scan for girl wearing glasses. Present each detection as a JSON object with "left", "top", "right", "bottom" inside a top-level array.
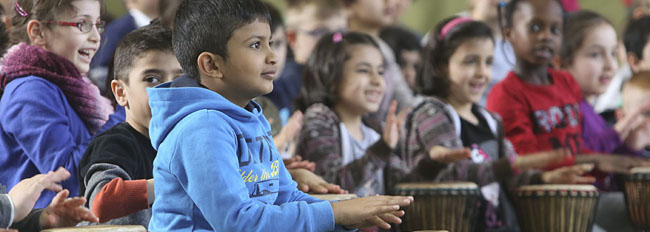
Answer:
[{"left": 0, "top": 0, "right": 112, "bottom": 209}]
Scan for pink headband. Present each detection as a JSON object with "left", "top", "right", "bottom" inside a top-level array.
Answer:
[
  {"left": 440, "top": 17, "right": 472, "bottom": 40},
  {"left": 15, "top": 2, "right": 28, "bottom": 17}
]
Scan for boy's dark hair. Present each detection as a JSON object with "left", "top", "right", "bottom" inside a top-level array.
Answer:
[
  {"left": 113, "top": 20, "right": 172, "bottom": 84},
  {"left": 295, "top": 32, "right": 381, "bottom": 112},
  {"left": 379, "top": 26, "right": 421, "bottom": 68},
  {"left": 560, "top": 10, "right": 613, "bottom": 66},
  {"left": 9, "top": 0, "right": 105, "bottom": 45},
  {"left": 264, "top": 2, "right": 284, "bottom": 33},
  {"left": 624, "top": 15, "right": 650, "bottom": 60},
  {"left": 416, "top": 17, "right": 494, "bottom": 99},
  {"left": 287, "top": 0, "right": 344, "bottom": 21},
  {"left": 173, "top": 0, "right": 270, "bottom": 82}
]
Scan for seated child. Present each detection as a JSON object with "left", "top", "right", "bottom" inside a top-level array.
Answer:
[
  {"left": 0, "top": 0, "right": 112, "bottom": 208},
  {"left": 148, "top": 1, "right": 412, "bottom": 231},
  {"left": 620, "top": 72, "right": 650, "bottom": 157},
  {"left": 487, "top": 0, "right": 649, "bottom": 174},
  {"left": 402, "top": 16, "right": 595, "bottom": 231},
  {"left": 78, "top": 21, "right": 182, "bottom": 227},
  {"left": 296, "top": 31, "right": 406, "bottom": 197},
  {"left": 379, "top": 26, "right": 422, "bottom": 91}
]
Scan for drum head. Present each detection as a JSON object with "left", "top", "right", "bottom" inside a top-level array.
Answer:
[
  {"left": 395, "top": 182, "right": 479, "bottom": 196},
  {"left": 41, "top": 225, "right": 147, "bottom": 232}
]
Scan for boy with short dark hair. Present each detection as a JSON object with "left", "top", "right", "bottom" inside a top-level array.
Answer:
[
  {"left": 78, "top": 21, "right": 183, "bottom": 227},
  {"left": 148, "top": 0, "right": 412, "bottom": 231}
]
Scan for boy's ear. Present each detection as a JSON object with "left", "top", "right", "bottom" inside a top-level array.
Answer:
[
  {"left": 27, "top": 20, "right": 47, "bottom": 46},
  {"left": 628, "top": 52, "right": 641, "bottom": 73},
  {"left": 197, "top": 52, "right": 224, "bottom": 79},
  {"left": 111, "top": 79, "right": 129, "bottom": 108}
]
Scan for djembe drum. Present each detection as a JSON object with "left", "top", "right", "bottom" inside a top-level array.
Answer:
[
  {"left": 395, "top": 182, "right": 481, "bottom": 232},
  {"left": 41, "top": 225, "right": 147, "bottom": 232},
  {"left": 624, "top": 167, "right": 650, "bottom": 230},
  {"left": 515, "top": 185, "right": 599, "bottom": 232},
  {"left": 311, "top": 194, "right": 358, "bottom": 201}
]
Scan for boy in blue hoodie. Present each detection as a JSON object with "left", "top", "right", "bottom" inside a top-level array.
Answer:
[{"left": 147, "top": 0, "right": 413, "bottom": 231}]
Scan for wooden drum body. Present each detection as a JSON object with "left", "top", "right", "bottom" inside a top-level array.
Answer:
[
  {"left": 515, "top": 185, "right": 599, "bottom": 232},
  {"left": 624, "top": 167, "right": 650, "bottom": 230},
  {"left": 395, "top": 182, "right": 480, "bottom": 232}
]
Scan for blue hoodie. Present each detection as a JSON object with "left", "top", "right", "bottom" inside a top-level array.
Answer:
[{"left": 147, "top": 77, "right": 335, "bottom": 231}]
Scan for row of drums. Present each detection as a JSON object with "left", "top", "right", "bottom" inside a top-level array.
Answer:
[
  {"left": 316, "top": 166, "right": 650, "bottom": 232},
  {"left": 43, "top": 167, "right": 650, "bottom": 232}
]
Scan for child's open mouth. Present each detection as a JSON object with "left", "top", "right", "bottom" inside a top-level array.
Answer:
[
  {"left": 365, "top": 89, "right": 383, "bottom": 103},
  {"left": 78, "top": 49, "right": 94, "bottom": 62}
]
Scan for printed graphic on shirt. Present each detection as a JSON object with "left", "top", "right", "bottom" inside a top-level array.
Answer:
[
  {"left": 236, "top": 132, "right": 281, "bottom": 198},
  {"left": 530, "top": 103, "right": 582, "bottom": 155},
  {"left": 470, "top": 144, "right": 490, "bottom": 163},
  {"left": 532, "top": 103, "right": 580, "bottom": 133}
]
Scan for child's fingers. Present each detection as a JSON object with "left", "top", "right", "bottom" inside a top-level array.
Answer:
[
  {"left": 572, "top": 176, "right": 597, "bottom": 184},
  {"left": 368, "top": 205, "right": 401, "bottom": 216},
  {"left": 51, "top": 189, "right": 70, "bottom": 206},
  {"left": 367, "top": 216, "right": 392, "bottom": 230},
  {"left": 62, "top": 197, "right": 87, "bottom": 208},
  {"left": 378, "top": 212, "right": 402, "bottom": 224}
]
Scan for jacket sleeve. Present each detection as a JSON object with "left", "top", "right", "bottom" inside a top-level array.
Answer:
[
  {"left": 83, "top": 164, "right": 148, "bottom": 223},
  {"left": 10, "top": 209, "right": 42, "bottom": 232},
  {"left": 297, "top": 104, "right": 392, "bottom": 193},
  {"left": 0, "top": 194, "right": 13, "bottom": 228},
  {"left": 170, "top": 111, "right": 335, "bottom": 232},
  {"left": 2, "top": 78, "right": 89, "bottom": 192}
]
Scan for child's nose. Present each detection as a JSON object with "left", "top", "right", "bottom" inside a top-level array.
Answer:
[{"left": 266, "top": 47, "right": 278, "bottom": 65}]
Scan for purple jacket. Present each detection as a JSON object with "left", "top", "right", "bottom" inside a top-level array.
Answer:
[{"left": 580, "top": 100, "right": 639, "bottom": 156}]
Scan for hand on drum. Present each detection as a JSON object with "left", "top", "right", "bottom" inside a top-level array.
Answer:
[
  {"left": 541, "top": 164, "right": 597, "bottom": 184},
  {"left": 283, "top": 156, "right": 316, "bottom": 171},
  {"left": 576, "top": 154, "right": 650, "bottom": 174},
  {"left": 40, "top": 189, "right": 99, "bottom": 229},
  {"left": 428, "top": 146, "right": 471, "bottom": 163},
  {"left": 512, "top": 148, "right": 571, "bottom": 170},
  {"left": 330, "top": 195, "right": 413, "bottom": 230},
  {"left": 288, "top": 168, "right": 347, "bottom": 194}
]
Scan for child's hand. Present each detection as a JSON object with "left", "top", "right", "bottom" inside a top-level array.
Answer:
[
  {"left": 40, "top": 189, "right": 99, "bottom": 229},
  {"left": 576, "top": 154, "right": 650, "bottom": 174},
  {"left": 283, "top": 156, "right": 316, "bottom": 171},
  {"left": 541, "top": 164, "right": 596, "bottom": 184},
  {"left": 383, "top": 101, "right": 409, "bottom": 149},
  {"left": 428, "top": 146, "right": 471, "bottom": 163},
  {"left": 274, "top": 111, "right": 304, "bottom": 152},
  {"left": 8, "top": 167, "right": 70, "bottom": 223},
  {"left": 615, "top": 101, "right": 650, "bottom": 140},
  {"left": 288, "top": 168, "right": 347, "bottom": 194},
  {"left": 331, "top": 195, "right": 413, "bottom": 230},
  {"left": 512, "top": 148, "right": 571, "bottom": 170}
]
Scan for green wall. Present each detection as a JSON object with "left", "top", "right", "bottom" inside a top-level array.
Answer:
[{"left": 107, "top": 0, "right": 630, "bottom": 35}]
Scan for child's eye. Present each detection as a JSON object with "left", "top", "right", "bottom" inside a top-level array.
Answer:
[
  {"left": 377, "top": 69, "right": 385, "bottom": 76},
  {"left": 551, "top": 26, "right": 561, "bottom": 35},
  {"left": 463, "top": 57, "right": 477, "bottom": 65},
  {"left": 530, "top": 24, "right": 541, "bottom": 33},
  {"left": 357, "top": 69, "right": 370, "bottom": 73},
  {"left": 145, "top": 76, "right": 161, "bottom": 84},
  {"left": 251, "top": 41, "right": 261, "bottom": 49},
  {"left": 589, "top": 52, "right": 601, "bottom": 58}
]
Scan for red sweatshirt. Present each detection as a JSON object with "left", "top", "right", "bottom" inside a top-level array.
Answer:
[{"left": 487, "top": 69, "right": 585, "bottom": 169}]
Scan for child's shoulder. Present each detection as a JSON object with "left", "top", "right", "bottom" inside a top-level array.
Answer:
[
  {"left": 85, "top": 123, "right": 148, "bottom": 158},
  {"left": 410, "top": 96, "right": 450, "bottom": 118},
  {"left": 304, "top": 103, "right": 338, "bottom": 121},
  {"left": 3, "top": 75, "right": 62, "bottom": 95}
]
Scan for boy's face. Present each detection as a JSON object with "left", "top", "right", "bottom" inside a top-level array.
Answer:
[
  {"left": 209, "top": 20, "right": 278, "bottom": 107},
  {"left": 505, "top": 0, "right": 563, "bottom": 67},
  {"left": 286, "top": 4, "right": 348, "bottom": 64},
  {"left": 629, "top": 39, "right": 650, "bottom": 73},
  {"left": 621, "top": 85, "right": 650, "bottom": 149},
  {"left": 114, "top": 50, "right": 183, "bottom": 136},
  {"left": 347, "top": 0, "right": 398, "bottom": 29}
]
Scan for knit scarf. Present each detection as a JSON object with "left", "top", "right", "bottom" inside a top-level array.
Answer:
[{"left": 0, "top": 43, "right": 110, "bottom": 135}]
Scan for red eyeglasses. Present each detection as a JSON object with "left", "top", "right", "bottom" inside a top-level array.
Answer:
[{"left": 44, "top": 19, "right": 105, "bottom": 33}]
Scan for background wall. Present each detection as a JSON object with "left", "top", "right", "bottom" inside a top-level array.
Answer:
[{"left": 106, "top": 0, "right": 630, "bottom": 35}]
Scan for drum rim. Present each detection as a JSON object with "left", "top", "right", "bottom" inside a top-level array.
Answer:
[
  {"left": 516, "top": 184, "right": 597, "bottom": 192},
  {"left": 395, "top": 181, "right": 479, "bottom": 190}
]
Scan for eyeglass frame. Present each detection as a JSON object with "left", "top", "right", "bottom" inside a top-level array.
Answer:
[{"left": 43, "top": 19, "right": 105, "bottom": 34}]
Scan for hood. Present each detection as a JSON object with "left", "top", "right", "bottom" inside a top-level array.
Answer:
[{"left": 147, "top": 76, "right": 263, "bottom": 149}]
